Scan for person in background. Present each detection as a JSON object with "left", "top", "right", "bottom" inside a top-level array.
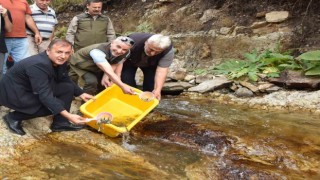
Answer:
[
  {"left": 0, "top": 39, "right": 93, "bottom": 136},
  {"left": 27, "top": 0, "right": 58, "bottom": 55},
  {"left": 121, "top": 33, "right": 174, "bottom": 101},
  {"left": 66, "top": 0, "right": 116, "bottom": 52},
  {"left": 69, "top": 36, "right": 135, "bottom": 95},
  {"left": 0, "top": 0, "right": 42, "bottom": 74},
  {"left": 0, "top": 5, "right": 12, "bottom": 78}
]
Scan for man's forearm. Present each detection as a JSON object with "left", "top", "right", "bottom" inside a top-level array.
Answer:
[
  {"left": 154, "top": 67, "right": 168, "bottom": 92},
  {"left": 25, "top": 14, "right": 40, "bottom": 35},
  {"left": 3, "top": 13, "right": 12, "bottom": 32}
]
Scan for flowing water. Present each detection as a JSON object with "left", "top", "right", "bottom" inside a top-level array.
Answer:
[{"left": 2, "top": 96, "right": 319, "bottom": 179}]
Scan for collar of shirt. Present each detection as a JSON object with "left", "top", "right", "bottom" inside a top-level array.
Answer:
[
  {"left": 31, "top": 3, "right": 53, "bottom": 13},
  {"left": 85, "top": 11, "right": 102, "bottom": 18}
]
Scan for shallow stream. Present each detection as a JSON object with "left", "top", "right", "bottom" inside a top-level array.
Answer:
[{"left": 2, "top": 96, "right": 319, "bottom": 179}]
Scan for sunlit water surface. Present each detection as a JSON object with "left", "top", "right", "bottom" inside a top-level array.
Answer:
[{"left": 4, "top": 97, "right": 319, "bottom": 179}]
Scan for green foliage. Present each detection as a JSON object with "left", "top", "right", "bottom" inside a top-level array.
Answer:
[
  {"left": 212, "top": 48, "right": 297, "bottom": 81},
  {"left": 136, "top": 22, "right": 153, "bottom": 33},
  {"left": 297, "top": 50, "right": 320, "bottom": 75},
  {"left": 54, "top": 26, "right": 68, "bottom": 39},
  {"left": 193, "top": 69, "right": 208, "bottom": 75},
  {"left": 211, "top": 48, "right": 320, "bottom": 81},
  {"left": 297, "top": 50, "right": 320, "bottom": 61}
]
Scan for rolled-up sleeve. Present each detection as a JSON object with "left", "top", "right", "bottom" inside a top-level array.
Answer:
[{"left": 90, "top": 49, "right": 107, "bottom": 63}]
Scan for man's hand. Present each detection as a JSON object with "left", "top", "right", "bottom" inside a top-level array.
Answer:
[
  {"left": 34, "top": 33, "right": 42, "bottom": 45},
  {"left": 79, "top": 93, "right": 95, "bottom": 102},
  {"left": 67, "top": 114, "right": 87, "bottom": 125},
  {"left": 101, "top": 74, "right": 113, "bottom": 88},
  {"left": 0, "top": 5, "right": 8, "bottom": 15},
  {"left": 152, "top": 89, "right": 161, "bottom": 101},
  {"left": 120, "top": 84, "right": 134, "bottom": 95},
  {"left": 60, "top": 110, "right": 87, "bottom": 125}
]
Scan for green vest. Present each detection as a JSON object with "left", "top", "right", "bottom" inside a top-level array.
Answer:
[{"left": 74, "top": 13, "right": 114, "bottom": 51}]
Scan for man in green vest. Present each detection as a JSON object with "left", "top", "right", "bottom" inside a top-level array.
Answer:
[
  {"left": 69, "top": 36, "right": 135, "bottom": 95},
  {"left": 66, "top": 0, "right": 116, "bottom": 52}
]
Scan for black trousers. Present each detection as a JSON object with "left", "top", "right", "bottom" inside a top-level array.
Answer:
[
  {"left": 9, "top": 82, "right": 75, "bottom": 125},
  {"left": 121, "top": 65, "right": 156, "bottom": 92}
]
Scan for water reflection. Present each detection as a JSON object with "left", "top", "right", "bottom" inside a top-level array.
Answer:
[
  {"left": 2, "top": 96, "right": 319, "bottom": 179},
  {"left": 153, "top": 97, "right": 320, "bottom": 179}
]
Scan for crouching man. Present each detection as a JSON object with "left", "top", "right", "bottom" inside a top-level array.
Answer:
[
  {"left": 0, "top": 39, "right": 94, "bottom": 136},
  {"left": 69, "top": 36, "right": 135, "bottom": 95}
]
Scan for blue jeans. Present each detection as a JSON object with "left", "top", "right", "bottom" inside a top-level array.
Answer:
[{"left": 3, "top": 38, "right": 30, "bottom": 74}]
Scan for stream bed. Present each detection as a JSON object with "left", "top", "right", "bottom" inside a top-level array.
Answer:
[{"left": 1, "top": 96, "right": 319, "bottom": 179}]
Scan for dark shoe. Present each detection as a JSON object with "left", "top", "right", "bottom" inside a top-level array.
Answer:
[
  {"left": 3, "top": 114, "right": 26, "bottom": 135},
  {"left": 50, "top": 123, "right": 85, "bottom": 132}
]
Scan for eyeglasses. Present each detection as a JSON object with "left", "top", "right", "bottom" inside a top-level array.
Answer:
[{"left": 119, "top": 37, "right": 135, "bottom": 46}]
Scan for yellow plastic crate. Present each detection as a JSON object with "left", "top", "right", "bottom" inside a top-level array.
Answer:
[{"left": 80, "top": 84, "right": 159, "bottom": 137}]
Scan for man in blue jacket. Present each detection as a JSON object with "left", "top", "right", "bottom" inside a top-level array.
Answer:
[{"left": 0, "top": 39, "right": 94, "bottom": 136}]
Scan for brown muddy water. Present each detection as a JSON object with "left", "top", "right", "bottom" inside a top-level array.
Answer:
[{"left": 2, "top": 96, "right": 320, "bottom": 179}]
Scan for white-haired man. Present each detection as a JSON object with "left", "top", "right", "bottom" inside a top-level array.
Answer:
[{"left": 121, "top": 33, "right": 174, "bottom": 101}]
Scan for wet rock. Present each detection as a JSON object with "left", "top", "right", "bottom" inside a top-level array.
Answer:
[
  {"left": 168, "top": 69, "right": 187, "bottom": 81},
  {"left": 266, "top": 86, "right": 281, "bottom": 93},
  {"left": 134, "top": 118, "right": 234, "bottom": 155},
  {"left": 184, "top": 74, "right": 196, "bottom": 82},
  {"left": 235, "top": 87, "right": 254, "bottom": 97},
  {"left": 269, "top": 70, "right": 320, "bottom": 89},
  {"left": 230, "top": 83, "right": 238, "bottom": 91},
  {"left": 163, "top": 81, "right": 193, "bottom": 91},
  {"left": 185, "top": 157, "right": 286, "bottom": 180},
  {"left": 1, "top": 130, "right": 177, "bottom": 179},
  {"left": 257, "top": 82, "right": 275, "bottom": 92},
  {"left": 239, "top": 81, "right": 259, "bottom": 93},
  {"left": 189, "top": 76, "right": 232, "bottom": 93},
  {"left": 195, "top": 74, "right": 215, "bottom": 84}
]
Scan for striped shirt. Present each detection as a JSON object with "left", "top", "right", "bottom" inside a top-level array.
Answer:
[{"left": 27, "top": 4, "right": 58, "bottom": 38}]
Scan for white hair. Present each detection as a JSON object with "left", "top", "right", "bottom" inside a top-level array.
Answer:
[{"left": 147, "top": 34, "right": 171, "bottom": 50}]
